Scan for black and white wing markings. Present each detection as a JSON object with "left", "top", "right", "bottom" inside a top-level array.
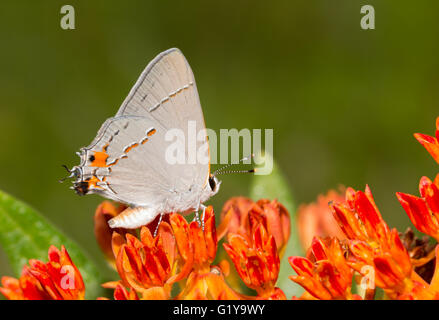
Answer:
[
  {"left": 147, "top": 82, "right": 194, "bottom": 113},
  {"left": 74, "top": 116, "right": 158, "bottom": 197}
]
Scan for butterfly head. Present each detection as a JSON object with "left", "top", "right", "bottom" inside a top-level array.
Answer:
[{"left": 59, "top": 165, "right": 89, "bottom": 196}]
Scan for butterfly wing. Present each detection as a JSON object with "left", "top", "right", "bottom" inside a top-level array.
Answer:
[
  {"left": 116, "top": 48, "right": 205, "bottom": 129},
  {"left": 73, "top": 49, "right": 210, "bottom": 210}
]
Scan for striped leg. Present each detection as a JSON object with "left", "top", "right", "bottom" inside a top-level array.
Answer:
[
  {"left": 192, "top": 206, "right": 201, "bottom": 226},
  {"left": 153, "top": 213, "right": 163, "bottom": 237},
  {"left": 200, "top": 204, "right": 206, "bottom": 231}
]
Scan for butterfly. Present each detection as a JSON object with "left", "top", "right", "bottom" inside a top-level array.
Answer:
[{"left": 63, "top": 48, "right": 222, "bottom": 231}]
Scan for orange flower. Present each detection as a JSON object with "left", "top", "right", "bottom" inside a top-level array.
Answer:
[
  {"left": 414, "top": 116, "right": 439, "bottom": 164},
  {"left": 328, "top": 185, "right": 437, "bottom": 299},
  {"left": 113, "top": 284, "right": 139, "bottom": 300},
  {"left": 179, "top": 265, "right": 242, "bottom": 300},
  {"left": 112, "top": 220, "right": 179, "bottom": 299},
  {"left": 330, "top": 187, "right": 410, "bottom": 288},
  {"left": 0, "top": 245, "right": 85, "bottom": 300},
  {"left": 221, "top": 197, "right": 290, "bottom": 257},
  {"left": 0, "top": 277, "right": 24, "bottom": 300},
  {"left": 220, "top": 197, "right": 255, "bottom": 236},
  {"left": 111, "top": 206, "right": 239, "bottom": 300},
  {"left": 256, "top": 199, "right": 290, "bottom": 257},
  {"left": 428, "top": 246, "right": 439, "bottom": 298},
  {"left": 223, "top": 211, "right": 285, "bottom": 299},
  {"left": 100, "top": 282, "right": 140, "bottom": 300},
  {"left": 289, "top": 237, "right": 359, "bottom": 300},
  {"left": 329, "top": 185, "right": 391, "bottom": 245},
  {"left": 297, "top": 188, "right": 346, "bottom": 250},
  {"left": 172, "top": 207, "right": 241, "bottom": 300},
  {"left": 170, "top": 206, "right": 217, "bottom": 274},
  {"left": 347, "top": 232, "right": 419, "bottom": 297},
  {"left": 397, "top": 175, "right": 439, "bottom": 241}
]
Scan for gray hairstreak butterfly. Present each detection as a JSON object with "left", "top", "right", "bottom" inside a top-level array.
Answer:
[{"left": 62, "top": 48, "right": 252, "bottom": 231}]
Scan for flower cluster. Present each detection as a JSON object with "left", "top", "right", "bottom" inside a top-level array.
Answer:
[
  {"left": 101, "top": 198, "right": 290, "bottom": 300},
  {"left": 1, "top": 198, "right": 290, "bottom": 300},
  {"left": 2, "top": 116, "right": 439, "bottom": 300},
  {"left": 288, "top": 117, "right": 439, "bottom": 300}
]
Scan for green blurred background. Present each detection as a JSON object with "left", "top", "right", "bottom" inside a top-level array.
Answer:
[{"left": 0, "top": 0, "right": 438, "bottom": 281}]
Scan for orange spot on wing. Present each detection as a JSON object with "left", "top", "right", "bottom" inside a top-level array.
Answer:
[
  {"left": 87, "top": 176, "right": 103, "bottom": 189},
  {"left": 124, "top": 143, "right": 139, "bottom": 153},
  {"left": 91, "top": 151, "right": 109, "bottom": 167},
  {"left": 90, "top": 144, "right": 110, "bottom": 167},
  {"left": 147, "top": 128, "right": 156, "bottom": 136}
]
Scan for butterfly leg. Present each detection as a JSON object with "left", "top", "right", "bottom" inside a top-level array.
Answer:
[
  {"left": 153, "top": 213, "right": 164, "bottom": 237},
  {"left": 192, "top": 206, "right": 201, "bottom": 225},
  {"left": 200, "top": 204, "right": 206, "bottom": 231}
]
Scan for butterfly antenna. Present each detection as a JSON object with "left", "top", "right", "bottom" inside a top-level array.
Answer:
[
  {"left": 215, "top": 169, "right": 257, "bottom": 175},
  {"left": 59, "top": 165, "right": 73, "bottom": 183},
  {"left": 213, "top": 154, "right": 255, "bottom": 176}
]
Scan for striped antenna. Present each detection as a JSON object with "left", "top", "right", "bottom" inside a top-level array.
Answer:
[
  {"left": 213, "top": 154, "right": 255, "bottom": 176},
  {"left": 215, "top": 168, "right": 256, "bottom": 176}
]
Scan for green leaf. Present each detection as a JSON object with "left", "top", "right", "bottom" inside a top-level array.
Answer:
[
  {"left": 0, "top": 190, "right": 105, "bottom": 299},
  {"left": 249, "top": 152, "right": 304, "bottom": 298}
]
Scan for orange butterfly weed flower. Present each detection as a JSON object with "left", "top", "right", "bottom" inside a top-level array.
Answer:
[
  {"left": 94, "top": 201, "right": 131, "bottom": 266},
  {"left": 329, "top": 186, "right": 435, "bottom": 299},
  {"left": 98, "top": 283, "right": 139, "bottom": 300},
  {"left": 220, "top": 197, "right": 255, "bottom": 235},
  {"left": 220, "top": 197, "right": 290, "bottom": 258},
  {"left": 171, "top": 206, "right": 242, "bottom": 300},
  {"left": 289, "top": 237, "right": 360, "bottom": 300},
  {"left": 397, "top": 175, "right": 439, "bottom": 242},
  {"left": 296, "top": 188, "right": 346, "bottom": 250},
  {"left": 255, "top": 199, "right": 290, "bottom": 257},
  {"left": 110, "top": 206, "right": 240, "bottom": 300},
  {"left": 414, "top": 116, "right": 439, "bottom": 164},
  {"left": 223, "top": 209, "right": 286, "bottom": 300},
  {"left": 112, "top": 283, "right": 139, "bottom": 300},
  {"left": 0, "top": 245, "right": 85, "bottom": 300},
  {"left": 111, "top": 219, "right": 180, "bottom": 299}
]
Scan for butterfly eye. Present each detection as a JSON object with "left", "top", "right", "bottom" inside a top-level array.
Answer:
[
  {"left": 209, "top": 175, "right": 217, "bottom": 191},
  {"left": 73, "top": 167, "right": 81, "bottom": 177}
]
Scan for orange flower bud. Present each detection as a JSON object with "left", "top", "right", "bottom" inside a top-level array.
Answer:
[
  {"left": 94, "top": 201, "right": 129, "bottom": 265},
  {"left": 220, "top": 197, "right": 255, "bottom": 236},
  {"left": 397, "top": 175, "right": 439, "bottom": 241},
  {"left": 255, "top": 199, "right": 290, "bottom": 257},
  {"left": 223, "top": 220, "right": 284, "bottom": 299},
  {"left": 220, "top": 197, "right": 290, "bottom": 257},
  {"left": 113, "top": 283, "right": 139, "bottom": 300},
  {"left": 297, "top": 188, "right": 346, "bottom": 250},
  {"left": 289, "top": 237, "right": 358, "bottom": 300},
  {"left": 113, "top": 222, "right": 176, "bottom": 294}
]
